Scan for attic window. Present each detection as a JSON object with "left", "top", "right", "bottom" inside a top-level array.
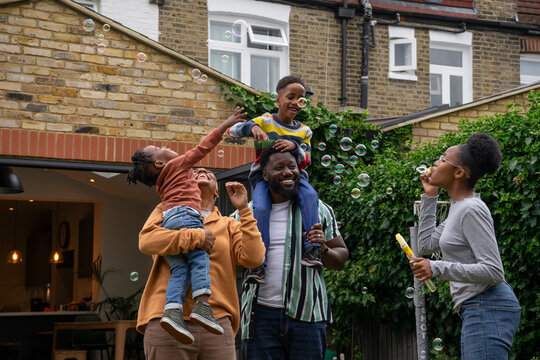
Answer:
[{"left": 388, "top": 26, "right": 417, "bottom": 81}]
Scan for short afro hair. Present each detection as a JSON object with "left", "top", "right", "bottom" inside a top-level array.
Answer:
[
  {"left": 259, "top": 146, "right": 298, "bottom": 172},
  {"left": 458, "top": 132, "right": 502, "bottom": 188},
  {"left": 126, "top": 149, "right": 159, "bottom": 186},
  {"left": 276, "top": 75, "right": 305, "bottom": 94}
]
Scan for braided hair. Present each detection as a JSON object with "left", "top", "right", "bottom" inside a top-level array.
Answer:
[{"left": 458, "top": 132, "right": 502, "bottom": 188}]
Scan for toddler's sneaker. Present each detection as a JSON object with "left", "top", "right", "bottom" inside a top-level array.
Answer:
[
  {"left": 160, "top": 308, "right": 194, "bottom": 344},
  {"left": 301, "top": 246, "right": 323, "bottom": 268},
  {"left": 245, "top": 265, "right": 265, "bottom": 284},
  {"left": 190, "top": 301, "right": 224, "bottom": 335}
]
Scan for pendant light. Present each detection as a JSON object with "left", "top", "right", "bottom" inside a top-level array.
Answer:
[
  {"left": 0, "top": 166, "right": 24, "bottom": 194},
  {"left": 49, "top": 202, "right": 64, "bottom": 264},
  {"left": 7, "top": 202, "right": 23, "bottom": 264}
]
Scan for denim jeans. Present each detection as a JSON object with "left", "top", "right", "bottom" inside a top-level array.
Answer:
[
  {"left": 243, "top": 304, "right": 327, "bottom": 360},
  {"left": 253, "top": 177, "right": 320, "bottom": 265},
  {"left": 162, "top": 206, "right": 210, "bottom": 307},
  {"left": 459, "top": 282, "right": 520, "bottom": 360}
]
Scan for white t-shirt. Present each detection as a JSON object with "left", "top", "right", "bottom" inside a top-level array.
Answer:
[{"left": 257, "top": 200, "right": 290, "bottom": 308}]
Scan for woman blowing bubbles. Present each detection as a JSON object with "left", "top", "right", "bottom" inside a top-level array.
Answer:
[{"left": 411, "top": 132, "right": 520, "bottom": 359}]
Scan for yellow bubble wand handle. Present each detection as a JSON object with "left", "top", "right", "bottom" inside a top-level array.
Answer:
[{"left": 395, "top": 233, "right": 437, "bottom": 293}]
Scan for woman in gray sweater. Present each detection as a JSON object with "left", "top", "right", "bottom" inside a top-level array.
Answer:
[{"left": 411, "top": 133, "right": 520, "bottom": 359}]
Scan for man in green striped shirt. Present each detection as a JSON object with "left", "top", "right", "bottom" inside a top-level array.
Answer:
[{"left": 233, "top": 146, "right": 349, "bottom": 359}]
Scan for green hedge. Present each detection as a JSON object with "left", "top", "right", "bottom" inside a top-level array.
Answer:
[{"left": 223, "top": 85, "right": 539, "bottom": 359}]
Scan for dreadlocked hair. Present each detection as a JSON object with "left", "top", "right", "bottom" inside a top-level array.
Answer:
[{"left": 126, "top": 149, "right": 158, "bottom": 186}]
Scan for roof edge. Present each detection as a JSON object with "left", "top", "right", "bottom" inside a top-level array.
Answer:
[
  {"left": 383, "top": 82, "right": 540, "bottom": 132},
  {"left": 52, "top": 0, "right": 259, "bottom": 96}
]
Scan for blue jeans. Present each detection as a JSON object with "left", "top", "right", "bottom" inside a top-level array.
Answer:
[
  {"left": 162, "top": 206, "right": 211, "bottom": 307},
  {"left": 243, "top": 304, "right": 327, "bottom": 360},
  {"left": 459, "top": 282, "right": 520, "bottom": 360},
  {"left": 253, "top": 178, "right": 320, "bottom": 265}
]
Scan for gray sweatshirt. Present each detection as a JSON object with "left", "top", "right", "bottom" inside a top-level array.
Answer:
[{"left": 417, "top": 194, "right": 505, "bottom": 310}]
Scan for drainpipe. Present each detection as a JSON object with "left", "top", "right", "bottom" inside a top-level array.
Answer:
[
  {"left": 337, "top": 1, "right": 355, "bottom": 107},
  {"left": 360, "top": 1, "right": 372, "bottom": 109}
]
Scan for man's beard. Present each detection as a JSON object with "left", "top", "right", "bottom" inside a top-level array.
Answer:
[{"left": 268, "top": 178, "right": 299, "bottom": 199}]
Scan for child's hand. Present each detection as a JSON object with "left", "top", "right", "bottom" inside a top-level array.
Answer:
[
  {"left": 273, "top": 139, "right": 296, "bottom": 152},
  {"left": 225, "top": 182, "right": 248, "bottom": 210},
  {"left": 224, "top": 107, "right": 247, "bottom": 127},
  {"left": 251, "top": 125, "right": 268, "bottom": 142}
]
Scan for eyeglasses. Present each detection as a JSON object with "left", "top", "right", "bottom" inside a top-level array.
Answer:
[{"left": 437, "top": 155, "right": 463, "bottom": 169}]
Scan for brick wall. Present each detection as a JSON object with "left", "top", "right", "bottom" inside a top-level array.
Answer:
[
  {"left": 158, "top": 0, "right": 208, "bottom": 65},
  {"left": 0, "top": 0, "right": 253, "bottom": 167},
  {"left": 410, "top": 90, "right": 531, "bottom": 144},
  {"left": 475, "top": 0, "right": 517, "bottom": 22}
]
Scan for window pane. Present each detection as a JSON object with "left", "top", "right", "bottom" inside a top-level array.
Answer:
[
  {"left": 210, "top": 50, "right": 241, "bottom": 81},
  {"left": 395, "top": 43, "right": 411, "bottom": 66},
  {"left": 450, "top": 75, "right": 463, "bottom": 107},
  {"left": 521, "top": 60, "right": 540, "bottom": 76},
  {"left": 430, "top": 74, "right": 442, "bottom": 106},
  {"left": 250, "top": 26, "right": 285, "bottom": 45},
  {"left": 209, "top": 21, "right": 240, "bottom": 43},
  {"left": 430, "top": 48, "right": 462, "bottom": 67},
  {"left": 251, "top": 56, "right": 279, "bottom": 92}
]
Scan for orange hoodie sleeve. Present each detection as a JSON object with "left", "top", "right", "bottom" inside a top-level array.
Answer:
[
  {"left": 139, "top": 203, "right": 206, "bottom": 256},
  {"left": 229, "top": 207, "right": 265, "bottom": 268}
]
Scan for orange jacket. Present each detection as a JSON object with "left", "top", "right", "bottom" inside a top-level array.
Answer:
[{"left": 136, "top": 204, "right": 265, "bottom": 335}]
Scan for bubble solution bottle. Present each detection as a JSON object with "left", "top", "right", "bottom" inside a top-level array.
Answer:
[{"left": 395, "top": 233, "right": 437, "bottom": 292}]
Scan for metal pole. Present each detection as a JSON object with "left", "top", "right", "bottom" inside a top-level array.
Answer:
[{"left": 409, "top": 226, "right": 430, "bottom": 359}]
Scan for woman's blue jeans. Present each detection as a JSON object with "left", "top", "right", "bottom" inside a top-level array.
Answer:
[
  {"left": 459, "top": 282, "right": 520, "bottom": 360},
  {"left": 162, "top": 206, "right": 210, "bottom": 308}
]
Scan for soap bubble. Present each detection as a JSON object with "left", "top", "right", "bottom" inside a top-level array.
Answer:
[
  {"left": 200, "top": 74, "right": 208, "bottom": 82},
  {"left": 333, "top": 176, "right": 341, "bottom": 185},
  {"left": 178, "top": 69, "right": 185, "bottom": 76},
  {"left": 232, "top": 19, "right": 248, "bottom": 37},
  {"left": 351, "top": 188, "right": 361, "bottom": 199},
  {"left": 297, "top": 97, "right": 307, "bottom": 108},
  {"left": 269, "top": 92, "right": 278, "bottom": 101},
  {"left": 349, "top": 155, "right": 358, "bottom": 165},
  {"left": 98, "top": 34, "right": 105, "bottom": 41},
  {"left": 340, "top": 137, "right": 353, "bottom": 151},
  {"left": 129, "top": 272, "right": 139, "bottom": 282},
  {"left": 221, "top": 54, "right": 229, "bottom": 63},
  {"left": 318, "top": 142, "right": 326, "bottom": 151},
  {"left": 102, "top": 24, "right": 110, "bottom": 32},
  {"left": 361, "top": 286, "right": 368, "bottom": 294},
  {"left": 217, "top": 150, "right": 224, "bottom": 158},
  {"left": 355, "top": 144, "right": 367, "bottom": 156},
  {"left": 371, "top": 139, "right": 379, "bottom": 149},
  {"left": 329, "top": 124, "right": 338, "bottom": 134},
  {"left": 386, "top": 187, "right": 393, "bottom": 195},
  {"left": 416, "top": 165, "right": 428, "bottom": 173},
  {"left": 97, "top": 43, "right": 106, "bottom": 53},
  {"left": 136, "top": 52, "right": 147, "bottom": 62},
  {"left": 334, "top": 164, "right": 345, "bottom": 174},
  {"left": 321, "top": 155, "right": 331, "bottom": 167},
  {"left": 433, "top": 338, "right": 444, "bottom": 351},
  {"left": 420, "top": 350, "right": 427, "bottom": 359},
  {"left": 191, "top": 68, "right": 201, "bottom": 79},
  {"left": 405, "top": 287, "right": 415, "bottom": 298},
  {"left": 82, "top": 19, "right": 95, "bottom": 32},
  {"left": 300, "top": 143, "right": 308, "bottom": 151},
  {"left": 224, "top": 30, "right": 232, "bottom": 39},
  {"left": 357, "top": 173, "right": 370, "bottom": 187}
]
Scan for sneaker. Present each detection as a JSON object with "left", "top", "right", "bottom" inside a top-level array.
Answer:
[
  {"left": 190, "top": 301, "right": 224, "bottom": 335},
  {"left": 301, "top": 246, "right": 323, "bottom": 268},
  {"left": 160, "top": 308, "right": 194, "bottom": 344},
  {"left": 245, "top": 265, "right": 265, "bottom": 284}
]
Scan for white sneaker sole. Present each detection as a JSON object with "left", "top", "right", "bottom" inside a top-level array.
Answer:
[
  {"left": 160, "top": 317, "right": 195, "bottom": 344},
  {"left": 190, "top": 313, "right": 224, "bottom": 335}
]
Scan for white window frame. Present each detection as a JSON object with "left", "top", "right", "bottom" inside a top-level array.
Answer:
[
  {"left": 74, "top": 0, "right": 99, "bottom": 11},
  {"left": 520, "top": 54, "right": 540, "bottom": 85},
  {"left": 208, "top": 14, "right": 289, "bottom": 92},
  {"left": 429, "top": 30, "right": 473, "bottom": 107},
  {"left": 388, "top": 26, "right": 417, "bottom": 81}
]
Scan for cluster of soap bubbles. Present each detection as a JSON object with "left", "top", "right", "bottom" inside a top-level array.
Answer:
[
  {"left": 82, "top": 19, "right": 112, "bottom": 54},
  {"left": 191, "top": 68, "right": 209, "bottom": 84}
]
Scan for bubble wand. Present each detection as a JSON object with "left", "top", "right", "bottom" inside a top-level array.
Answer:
[{"left": 396, "top": 233, "right": 437, "bottom": 292}]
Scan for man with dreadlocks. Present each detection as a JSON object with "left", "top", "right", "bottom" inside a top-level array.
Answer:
[{"left": 127, "top": 107, "right": 246, "bottom": 345}]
